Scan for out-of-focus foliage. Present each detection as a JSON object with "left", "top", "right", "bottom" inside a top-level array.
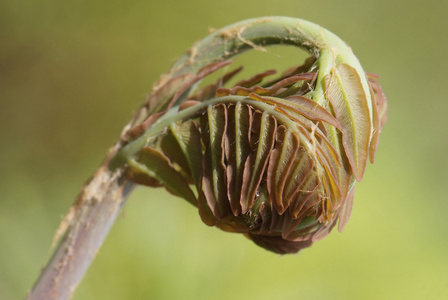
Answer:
[{"left": 1, "top": 0, "right": 447, "bottom": 299}]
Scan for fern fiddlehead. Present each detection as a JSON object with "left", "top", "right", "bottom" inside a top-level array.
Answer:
[{"left": 110, "top": 16, "right": 387, "bottom": 254}]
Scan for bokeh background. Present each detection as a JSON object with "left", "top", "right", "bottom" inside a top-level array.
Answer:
[{"left": 1, "top": 0, "right": 447, "bottom": 299}]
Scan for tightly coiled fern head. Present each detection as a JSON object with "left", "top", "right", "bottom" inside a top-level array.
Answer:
[{"left": 110, "top": 17, "right": 387, "bottom": 254}]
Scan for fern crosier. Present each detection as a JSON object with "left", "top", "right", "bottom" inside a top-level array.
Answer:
[{"left": 110, "top": 17, "right": 387, "bottom": 254}]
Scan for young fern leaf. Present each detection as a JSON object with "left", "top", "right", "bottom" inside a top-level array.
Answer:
[
  {"left": 325, "top": 63, "right": 371, "bottom": 181},
  {"left": 110, "top": 17, "right": 388, "bottom": 254}
]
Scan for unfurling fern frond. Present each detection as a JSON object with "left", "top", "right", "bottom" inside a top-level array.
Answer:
[{"left": 110, "top": 17, "right": 387, "bottom": 254}]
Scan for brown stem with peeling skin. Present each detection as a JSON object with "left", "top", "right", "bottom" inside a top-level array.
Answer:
[{"left": 27, "top": 158, "right": 134, "bottom": 300}]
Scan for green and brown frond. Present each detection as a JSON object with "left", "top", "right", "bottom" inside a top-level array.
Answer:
[{"left": 109, "top": 17, "right": 388, "bottom": 254}]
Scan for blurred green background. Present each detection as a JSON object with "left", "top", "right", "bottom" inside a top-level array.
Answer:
[{"left": 1, "top": 0, "right": 447, "bottom": 299}]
